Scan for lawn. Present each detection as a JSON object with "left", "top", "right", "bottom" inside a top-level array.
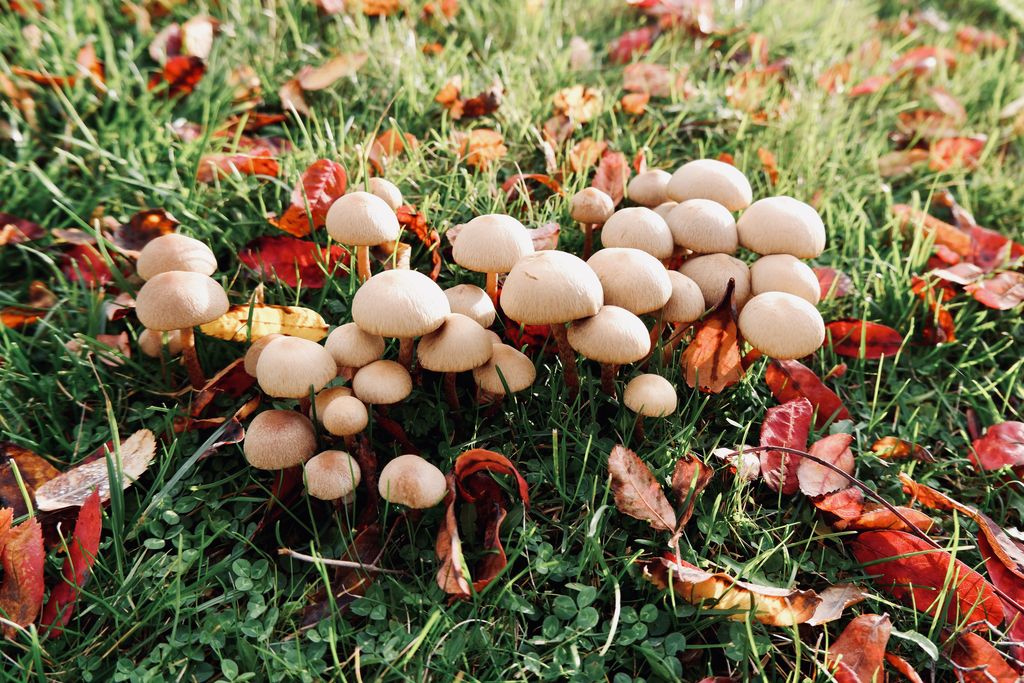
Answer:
[{"left": 1, "top": 0, "right": 1024, "bottom": 681}]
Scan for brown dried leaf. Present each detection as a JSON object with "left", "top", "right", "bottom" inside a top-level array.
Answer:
[
  {"left": 608, "top": 445, "right": 676, "bottom": 532},
  {"left": 552, "top": 85, "right": 603, "bottom": 123},
  {"left": 670, "top": 454, "right": 712, "bottom": 526},
  {"left": 297, "top": 53, "right": 368, "bottom": 91}
]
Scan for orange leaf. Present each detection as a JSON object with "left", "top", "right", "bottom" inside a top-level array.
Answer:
[
  {"left": 620, "top": 92, "right": 649, "bottom": 116},
  {"left": 0, "top": 515, "right": 45, "bottom": 637},
  {"left": 568, "top": 139, "right": 608, "bottom": 173},
  {"left": 454, "top": 129, "right": 507, "bottom": 170},
  {"left": 681, "top": 282, "right": 743, "bottom": 394},
  {"left": 591, "top": 150, "right": 630, "bottom": 206},
  {"left": 756, "top": 147, "right": 779, "bottom": 184},
  {"left": 827, "top": 614, "right": 891, "bottom": 682},
  {"left": 949, "top": 632, "right": 1019, "bottom": 682},
  {"left": 196, "top": 151, "right": 279, "bottom": 183},
  {"left": 148, "top": 55, "right": 204, "bottom": 96},
  {"left": 296, "top": 53, "right": 368, "bottom": 91},
  {"left": 552, "top": 85, "right": 603, "bottom": 124}
]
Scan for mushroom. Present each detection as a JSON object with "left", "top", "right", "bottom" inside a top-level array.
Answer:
[
  {"left": 325, "top": 191, "right": 401, "bottom": 282},
  {"left": 653, "top": 271, "right": 706, "bottom": 356},
  {"left": 570, "top": 187, "right": 615, "bottom": 259},
  {"left": 243, "top": 409, "right": 317, "bottom": 469},
  {"left": 666, "top": 159, "right": 753, "bottom": 211},
  {"left": 352, "top": 359, "right": 413, "bottom": 405},
  {"left": 567, "top": 306, "right": 650, "bottom": 396},
  {"left": 653, "top": 201, "right": 678, "bottom": 221},
  {"left": 623, "top": 374, "right": 677, "bottom": 439},
  {"left": 136, "top": 233, "right": 217, "bottom": 281},
  {"left": 322, "top": 396, "right": 369, "bottom": 449},
  {"left": 368, "top": 177, "right": 403, "bottom": 211},
  {"left": 325, "top": 322, "right": 385, "bottom": 377},
  {"left": 600, "top": 207, "right": 674, "bottom": 260},
  {"left": 736, "top": 196, "right": 826, "bottom": 258},
  {"left": 472, "top": 343, "right": 537, "bottom": 397},
  {"left": 351, "top": 269, "right": 450, "bottom": 367},
  {"left": 500, "top": 250, "right": 603, "bottom": 397},
  {"left": 678, "top": 254, "right": 752, "bottom": 309},
  {"left": 738, "top": 292, "right": 825, "bottom": 360},
  {"left": 750, "top": 254, "right": 821, "bottom": 305},
  {"left": 378, "top": 454, "right": 447, "bottom": 509},
  {"left": 417, "top": 313, "right": 494, "bottom": 408},
  {"left": 627, "top": 169, "right": 672, "bottom": 207},
  {"left": 135, "top": 270, "right": 229, "bottom": 389},
  {"left": 451, "top": 214, "right": 534, "bottom": 304},
  {"left": 586, "top": 247, "right": 672, "bottom": 315},
  {"left": 314, "top": 386, "right": 354, "bottom": 424},
  {"left": 444, "top": 284, "right": 496, "bottom": 328},
  {"left": 138, "top": 329, "right": 183, "bottom": 358},
  {"left": 255, "top": 337, "right": 337, "bottom": 406},
  {"left": 304, "top": 450, "right": 362, "bottom": 501},
  {"left": 666, "top": 199, "right": 738, "bottom": 255},
  {"left": 243, "top": 333, "right": 282, "bottom": 377}
]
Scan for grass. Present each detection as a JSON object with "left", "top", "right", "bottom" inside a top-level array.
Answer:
[{"left": 1, "top": 0, "right": 1023, "bottom": 680}]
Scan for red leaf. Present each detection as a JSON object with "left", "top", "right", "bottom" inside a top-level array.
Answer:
[
  {"left": 949, "top": 632, "right": 1020, "bottom": 682},
  {"left": 60, "top": 244, "right": 116, "bottom": 287},
  {"left": 968, "top": 226, "right": 1024, "bottom": 272},
  {"left": 825, "top": 320, "right": 904, "bottom": 359},
  {"left": 813, "top": 267, "right": 852, "bottom": 300},
  {"left": 885, "top": 652, "right": 925, "bottom": 683},
  {"left": 591, "top": 151, "right": 630, "bottom": 207},
  {"left": 272, "top": 160, "right": 347, "bottom": 237},
  {"left": 759, "top": 398, "right": 812, "bottom": 494},
  {"left": 967, "top": 272, "right": 1024, "bottom": 311},
  {"left": 833, "top": 506, "right": 934, "bottom": 533},
  {"left": 395, "top": 205, "right": 442, "bottom": 281},
  {"left": 196, "top": 151, "right": 279, "bottom": 183},
  {"left": 797, "top": 433, "right": 854, "bottom": 497},
  {"left": 148, "top": 55, "right": 205, "bottom": 96},
  {"left": 40, "top": 489, "right": 101, "bottom": 636},
  {"left": 813, "top": 487, "right": 865, "bottom": 520},
  {"left": 977, "top": 534, "right": 1024, "bottom": 664},
  {"left": 890, "top": 46, "right": 956, "bottom": 77},
  {"left": 0, "top": 213, "right": 45, "bottom": 246},
  {"left": 765, "top": 359, "right": 851, "bottom": 428},
  {"left": 928, "top": 137, "right": 986, "bottom": 172},
  {"left": 970, "top": 421, "right": 1024, "bottom": 474},
  {"left": 453, "top": 449, "right": 529, "bottom": 506},
  {"left": 827, "top": 614, "right": 891, "bottom": 683},
  {"left": 0, "top": 516, "right": 45, "bottom": 637},
  {"left": 849, "top": 75, "right": 890, "bottom": 97},
  {"left": 238, "top": 235, "right": 348, "bottom": 288},
  {"left": 608, "top": 445, "right": 677, "bottom": 532},
  {"left": 608, "top": 26, "right": 659, "bottom": 65}
]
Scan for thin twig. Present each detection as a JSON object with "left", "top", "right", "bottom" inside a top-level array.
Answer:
[{"left": 278, "top": 547, "right": 405, "bottom": 575}]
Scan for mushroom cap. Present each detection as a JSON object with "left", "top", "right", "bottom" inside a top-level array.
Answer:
[
  {"left": 653, "top": 201, "right": 678, "bottom": 221},
  {"left": 136, "top": 234, "right": 217, "bottom": 281},
  {"left": 244, "top": 409, "right": 317, "bottom": 469},
  {"left": 570, "top": 187, "right": 615, "bottom": 224},
  {"left": 739, "top": 292, "right": 825, "bottom": 360},
  {"left": 325, "top": 191, "right": 401, "bottom": 246},
  {"left": 484, "top": 329, "right": 502, "bottom": 345},
  {"left": 314, "top": 386, "right": 354, "bottom": 424},
  {"left": 627, "top": 169, "right": 672, "bottom": 208},
  {"left": 750, "top": 254, "right": 821, "bottom": 305},
  {"left": 587, "top": 248, "right": 672, "bottom": 314},
  {"left": 452, "top": 214, "right": 534, "bottom": 274},
  {"left": 666, "top": 159, "right": 753, "bottom": 211},
  {"left": 444, "top": 284, "right": 496, "bottom": 328},
  {"left": 352, "top": 359, "right": 412, "bottom": 404},
  {"left": 623, "top": 374, "right": 677, "bottom": 417},
  {"left": 138, "top": 328, "right": 183, "bottom": 358},
  {"left": 736, "top": 196, "right": 826, "bottom": 258},
  {"left": 304, "top": 450, "right": 362, "bottom": 500},
  {"left": 666, "top": 199, "right": 738, "bottom": 254},
  {"left": 500, "top": 250, "right": 603, "bottom": 325},
  {"left": 243, "top": 333, "right": 282, "bottom": 376},
  {"left": 368, "top": 177, "right": 403, "bottom": 211},
  {"left": 378, "top": 454, "right": 446, "bottom": 509},
  {"left": 135, "top": 271, "right": 229, "bottom": 331},
  {"left": 322, "top": 395, "right": 369, "bottom": 436},
  {"left": 352, "top": 269, "right": 450, "bottom": 338},
  {"left": 567, "top": 306, "right": 650, "bottom": 364},
  {"left": 678, "top": 254, "right": 751, "bottom": 309},
  {"left": 600, "top": 207, "right": 674, "bottom": 259},
  {"left": 255, "top": 337, "right": 337, "bottom": 398},
  {"left": 325, "top": 322, "right": 386, "bottom": 369},
  {"left": 472, "top": 343, "right": 536, "bottom": 395},
  {"left": 663, "top": 271, "right": 706, "bottom": 323},
  {"left": 418, "top": 314, "right": 494, "bottom": 372}
]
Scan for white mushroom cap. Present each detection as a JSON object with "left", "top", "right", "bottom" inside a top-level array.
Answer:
[
  {"left": 138, "top": 329, "right": 183, "bottom": 358},
  {"left": 600, "top": 207, "right": 674, "bottom": 259},
  {"left": 738, "top": 292, "right": 825, "bottom": 359},
  {"left": 314, "top": 386, "right": 354, "bottom": 424},
  {"left": 587, "top": 248, "right": 672, "bottom": 315},
  {"left": 750, "top": 254, "right": 821, "bottom": 305},
  {"left": 418, "top": 313, "right": 494, "bottom": 372},
  {"left": 243, "top": 333, "right": 282, "bottom": 376},
  {"left": 352, "top": 269, "right": 450, "bottom": 338},
  {"left": 325, "top": 191, "right": 401, "bottom": 246},
  {"left": 500, "top": 250, "right": 603, "bottom": 325},
  {"left": 322, "top": 395, "right": 369, "bottom": 436},
  {"left": 368, "top": 177, "right": 403, "bottom": 211},
  {"left": 484, "top": 330, "right": 502, "bottom": 345},
  {"left": 452, "top": 214, "right": 534, "bottom": 274},
  {"left": 567, "top": 306, "right": 650, "bottom": 364},
  {"left": 136, "top": 234, "right": 217, "bottom": 281},
  {"left": 444, "top": 284, "right": 496, "bottom": 328},
  {"left": 352, "top": 359, "right": 412, "bottom": 404},
  {"left": 666, "top": 199, "right": 738, "bottom": 254},
  {"left": 663, "top": 271, "right": 706, "bottom": 323},
  {"left": 378, "top": 454, "right": 447, "bottom": 509},
  {"left": 678, "top": 254, "right": 751, "bottom": 309},
  {"left": 666, "top": 159, "right": 753, "bottom": 211},
  {"left": 627, "top": 169, "right": 672, "bottom": 207},
  {"left": 570, "top": 187, "right": 615, "bottom": 225},
  {"left": 736, "top": 196, "right": 826, "bottom": 258},
  {"left": 304, "top": 450, "right": 362, "bottom": 500},
  {"left": 472, "top": 343, "right": 536, "bottom": 395},
  {"left": 653, "top": 201, "right": 678, "bottom": 221},
  {"left": 325, "top": 322, "right": 385, "bottom": 369},
  {"left": 135, "top": 271, "right": 229, "bottom": 331},
  {"left": 244, "top": 409, "right": 317, "bottom": 469},
  {"left": 623, "top": 374, "right": 677, "bottom": 417},
  {"left": 256, "top": 337, "right": 338, "bottom": 398}
]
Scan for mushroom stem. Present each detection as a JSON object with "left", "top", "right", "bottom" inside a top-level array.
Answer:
[
  {"left": 600, "top": 364, "right": 618, "bottom": 398},
  {"left": 549, "top": 323, "right": 579, "bottom": 398},
  {"left": 298, "top": 397, "right": 312, "bottom": 416},
  {"left": 581, "top": 223, "right": 594, "bottom": 260},
  {"left": 486, "top": 271, "right": 499, "bottom": 305},
  {"left": 343, "top": 434, "right": 356, "bottom": 451},
  {"left": 356, "top": 245, "right": 371, "bottom": 282},
  {"left": 634, "top": 413, "right": 645, "bottom": 441},
  {"left": 649, "top": 315, "right": 665, "bottom": 350},
  {"left": 180, "top": 327, "right": 206, "bottom": 390},
  {"left": 443, "top": 372, "right": 460, "bottom": 410},
  {"left": 398, "top": 338, "right": 414, "bottom": 369}
]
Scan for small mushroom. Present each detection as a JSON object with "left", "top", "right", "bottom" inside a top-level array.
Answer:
[
  {"left": 452, "top": 214, "right": 534, "bottom": 303},
  {"left": 653, "top": 271, "right": 706, "bottom": 355},
  {"left": 570, "top": 187, "right": 615, "bottom": 259},
  {"left": 666, "top": 159, "right": 753, "bottom": 211},
  {"left": 567, "top": 306, "right": 650, "bottom": 396},
  {"left": 255, "top": 337, "right": 337, "bottom": 405},
  {"left": 304, "top": 450, "right": 362, "bottom": 501},
  {"left": 736, "top": 196, "right": 826, "bottom": 258},
  {"left": 136, "top": 234, "right": 217, "bottom": 281},
  {"left": 600, "top": 207, "right": 674, "bottom": 260},
  {"left": 624, "top": 374, "right": 677, "bottom": 434},
  {"left": 738, "top": 292, "right": 825, "bottom": 360},
  {"left": 678, "top": 254, "right": 751, "bottom": 309},
  {"left": 325, "top": 322, "right": 386, "bottom": 377},
  {"left": 314, "top": 386, "right": 354, "bottom": 424},
  {"left": 750, "top": 254, "right": 821, "bottom": 305},
  {"left": 378, "top": 454, "right": 447, "bottom": 509},
  {"left": 322, "top": 396, "right": 369, "bottom": 449},
  {"left": 325, "top": 191, "right": 401, "bottom": 282},
  {"left": 666, "top": 199, "right": 738, "bottom": 255},
  {"left": 472, "top": 343, "right": 537, "bottom": 397},
  {"left": 444, "top": 284, "right": 496, "bottom": 328},
  {"left": 627, "top": 169, "right": 672, "bottom": 208},
  {"left": 138, "top": 328, "right": 183, "bottom": 358},
  {"left": 243, "top": 333, "right": 282, "bottom": 377},
  {"left": 587, "top": 247, "right": 672, "bottom": 315},
  {"left": 417, "top": 313, "right": 494, "bottom": 408},
  {"left": 368, "top": 177, "right": 403, "bottom": 211},
  {"left": 244, "top": 409, "right": 317, "bottom": 469},
  {"left": 352, "top": 359, "right": 413, "bottom": 405},
  {"left": 653, "top": 201, "right": 678, "bottom": 221}
]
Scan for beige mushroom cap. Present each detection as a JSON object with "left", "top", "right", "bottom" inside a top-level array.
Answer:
[
  {"left": 570, "top": 187, "right": 615, "bottom": 225},
  {"left": 567, "top": 306, "right": 650, "bottom": 364},
  {"left": 304, "top": 450, "right": 362, "bottom": 500},
  {"left": 666, "top": 199, "right": 738, "bottom": 254},
  {"left": 418, "top": 314, "right": 494, "bottom": 372},
  {"left": 736, "top": 196, "right": 826, "bottom": 258},
  {"left": 653, "top": 201, "right": 678, "bottom": 221},
  {"left": 600, "top": 207, "right": 674, "bottom": 259},
  {"left": 322, "top": 395, "right": 369, "bottom": 436},
  {"left": 483, "top": 329, "right": 502, "bottom": 345},
  {"left": 666, "top": 159, "right": 753, "bottom": 211},
  {"left": 452, "top": 214, "right": 534, "bottom": 274},
  {"left": 500, "top": 250, "right": 603, "bottom": 325},
  {"left": 325, "top": 322, "right": 385, "bottom": 369},
  {"left": 368, "top": 177, "right": 403, "bottom": 211},
  {"left": 378, "top": 454, "right": 447, "bottom": 509},
  {"left": 663, "top": 271, "right": 706, "bottom": 323},
  {"left": 587, "top": 248, "right": 672, "bottom": 315},
  {"left": 678, "top": 254, "right": 752, "bottom": 309},
  {"left": 444, "top": 284, "right": 496, "bottom": 328},
  {"left": 472, "top": 343, "right": 537, "bottom": 395},
  {"left": 325, "top": 191, "right": 401, "bottom": 246},
  {"left": 352, "top": 359, "right": 412, "bottom": 404},
  {"left": 138, "top": 329, "right": 183, "bottom": 358},
  {"left": 243, "top": 333, "right": 282, "bottom": 376},
  {"left": 244, "top": 409, "right": 317, "bottom": 469},
  {"left": 314, "top": 386, "right": 354, "bottom": 424},
  {"left": 627, "top": 169, "right": 672, "bottom": 208},
  {"left": 750, "top": 254, "right": 821, "bottom": 305},
  {"left": 352, "top": 269, "right": 450, "bottom": 338},
  {"left": 623, "top": 374, "right": 677, "bottom": 417},
  {"left": 256, "top": 337, "right": 337, "bottom": 398},
  {"left": 135, "top": 271, "right": 229, "bottom": 331},
  {"left": 739, "top": 292, "right": 825, "bottom": 360},
  {"left": 136, "top": 234, "right": 217, "bottom": 281}
]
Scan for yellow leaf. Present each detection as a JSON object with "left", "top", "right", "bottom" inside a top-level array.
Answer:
[{"left": 199, "top": 304, "right": 328, "bottom": 342}]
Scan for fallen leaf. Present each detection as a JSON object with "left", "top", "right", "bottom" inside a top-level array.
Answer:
[
  {"left": 765, "top": 358, "right": 851, "bottom": 428},
  {"left": 670, "top": 454, "right": 712, "bottom": 526},
  {"left": 890, "top": 46, "right": 956, "bottom": 77},
  {"left": 272, "top": 160, "right": 348, "bottom": 237},
  {"left": 181, "top": 15, "right": 217, "bottom": 61},
  {"left": 977, "top": 534, "right": 1024, "bottom": 667},
  {"left": 871, "top": 437, "right": 932, "bottom": 462},
  {"left": 395, "top": 205, "right": 442, "bottom": 280},
  {"left": 825, "top": 320, "right": 904, "bottom": 359},
  {"left": 109, "top": 208, "right": 179, "bottom": 256},
  {"left": 279, "top": 78, "right": 309, "bottom": 116},
  {"left": 0, "top": 516, "right": 45, "bottom": 637},
  {"left": 813, "top": 487, "right": 865, "bottom": 520},
  {"left": 368, "top": 129, "right": 419, "bottom": 173},
  {"left": 620, "top": 93, "right": 649, "bottom": 116},
  {"left": 40, "top": 489, "right": 101, "bottom": 636},
  {"left": 967, "top": 272, "right": 1024, "bottom": 311},
  {"left": 757, "top": 148, "right": 779, "bottom": 185},
  {"left": 813, "top": 267, "right": 853, "bottom": 300},
  {"left": 361, "top": 0, "right": 400, "bottom": 16},
  {"left": 435, "top": 476, "right": 471, "bottom": 596},
  {"left": 885, "top": 652, "right": 925, "bottom": 683},
  {"left": 542, "top": 115, "right": 575, "bottom": 148},
  {"left": 569, "top": 139, "right": 608, "bottom": 173},
  {"left": 608, "top": 445, "right": 676, "bottom": 532},
  {"left": 849, "top": 75, "right": 890, "bottom": 97},
  {"left": 878, "top": 148, "right": 930, "bottom": 177},
  {"left": 454, "top": 129, "right": 507, "bottom": 169},
  {"left": 0, "top": 213, "right": 44, "bottom": 246},
  {"left": 929, "top": 136, "right": 986, "bottom": 172},
  {"left": 552, "top": 85, "right": 603, "bottom": 123},
  {"left": 238, "top": 235, "right": 348, "bottom": 288},
  {"left": 148, "top": 55, "right": 204, "bottom": 96},
  {"left": 0, "top": 442, "right": 60, "bottom": 518},
  {"left": 527, "top": 222, "right": 560, "bottom": 251},
  {"left": 759, "top": 398, "right": 812, "bottom": 495},
  {"left": 501, "top": 174, "right": 563, "bottom": 204},
  {"left": 828, "top": 614, "right": 891, "bottom": 682},
  {"left": 200, "top": 303, "right": 328, "bottom": 342},
  {"left": 297, "top": 522, "right": 384, "bottom": 628},
  {"left": 806, "top": 584, "right": 867, "bottom": 626},
  {"left": 969, "top": 421, "right": 1024, "bottom": 474},
  {"left": 608, "top": 26, "right": 659, "bottom": 65},
  {"left": 436, "top": 78, "right": 503, "bottom": 120},
  {"left": 892, "top": 204, "right": 972, "bottom": 261},
  {"left": 833, "top": 506, "right": 934, "bottom": 533},
  {"left": 196, "top": 150, "right": 279, "bottom": 183},
  {"left": 817, "top": 62, "right": 851, "bottom": 93},
  {"left": 60, "top": 243, "right": 117, "bottom": 287},
  {"left": 797, "top": 433, "right": 854, "bottom": 497},
  {"left": 681, "top": 281, "right": 743, "bottom": 394},
  {"left": 623, "top": 62, "right": 685, "bottom": 98},
  {"left": 2, "top": 280, "right": 58, "bottom": 329},
  {"left": 453, "top": 449, "right": 529, "bottom": 506},
  {"left": 949, "top": 632, "right": 1020, "bottom": 682},
  {"left": 297, "top": 53, "right": 367, "bottom": 91}
]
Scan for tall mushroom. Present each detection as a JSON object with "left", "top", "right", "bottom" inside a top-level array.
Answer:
[
  {"left": 567, "top": 305, "right": 650, "bottom": 396},
  {"left": 255, "top": 336, "right": 337, "bottom": 407},
  {"left": 666, "top": 159, "right": 753, "bottom": 211},
  {"left": 451, "top": 214, "right": 534, "bottom": 304},
  {"left": 600, "top": 207, "right": 675, "bottom": 261},
  {"left": 586, "top": 248, "right": 671, "bottom": 315},
  {"left": 570, "top": 187, "right": 615, "bottom": 259},
  {"left": 304, "top": 450, "right": 362, "bottom": 501},
  {"left": 378, "top": 454, "right": 447, "bottom": 509},
  {"left": 325, "top": 191, "right": 401, "bottom": 282},
  {"left": 417, "top": 313, "right": 494, "bottom": 408},
  {"left": 738, "top": 292, "right": 825, "bottom": 360},
  {"left": 627, "top": 169, "right": 672, "bottom": 208},
  {"left": 444, "top": 284, "right": 496, "bottom": 328},
  {"left": 325, "top": 322, "right": 385, "bottom": 378},
  {"left": 243, "top": 409, "right": 317, "bottom": 470},
  {"left": 136, "top": 233, "right": 217, "bottom": 281}
]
